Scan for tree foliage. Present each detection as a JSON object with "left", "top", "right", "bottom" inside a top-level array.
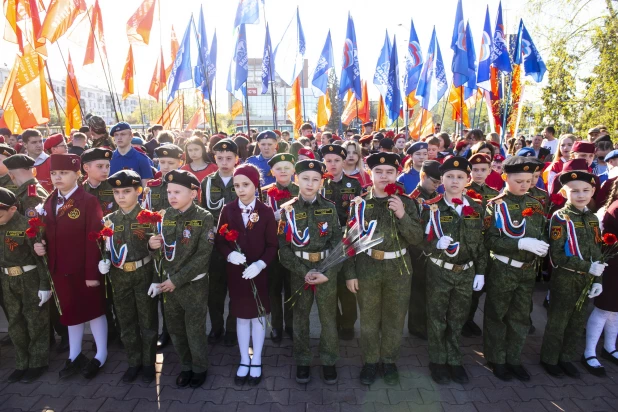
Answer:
[
  {"left": 541, "top": 42, "right": 578, "bottom": 133},
  {"left": 326, "top": 70, "right": 343, "bottom": 133}
]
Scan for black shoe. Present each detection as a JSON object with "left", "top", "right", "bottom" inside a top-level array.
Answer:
[
  {"left": 543, "top": 297, "right": 550, "bottom": 309},
  {"left": 296, "top": 366, "right": 310, "bottom": 383},
  {"left": 190, "top": 371, "right": 207, "bottom": 388},
  {"left": 492, "top": 363, "right": 513, "bottom": 381},
  {"left": 449, "top": 365, "right": 469, "bottom": 384},
  {"left": 122, "top": 366, "right": 142, "bottom": 383},
  {"left": 465, "top": 320, "right": 482, "bottom": 336},
  {"left": 581, "top": 355, "right": 606, "bottom": 377},
  {"left": 248, "top": 365, "right": 262, "bottom": 386},
  {"left": 55, "top": 335, "right": 69, "bottom": 354},
  {"left": 20, "top": 367, "right": 45, "bottom": 383},
  {"left": 541, "top": 361, "right": 564, "bottom": 377},
  {"left": 408, "top": 330, "right": 428, "bottom": 340},
  {"left": 322, "top": 365, "right": 337, "bottom": 385},
  {"left": 338, "top": 328, "right": 354, "bottom": 341},
  {"left": 142, "top": 365, "right": 156, "bottom": 383},
  {"left": 601, "top": 348, "right": 618, "bottom": 366},
  {"left": 223, "top": 332, "right": 237, "bottom": 347},
  {"left": 528, "top": 324, "right": 536, "bottom": 335},
  {"left": 157, "top": 332, "right": 170, "bottom": 349},
  {"left": 7, "top": 369, "right": 26, "bottom": 383},
  {"left": 383, "top": 363, "right": 399, "bottom": 386},
  {"left": 208, "top": 328, "right": 224, "bottom": 345},
  {"left": 429, "top": 363, "right": 450, "bottom": 384},
  {"left": 59, "top": 353, "right": 88, "bottom": 379},
  {"left": 285, "top": 327, "right": 294, "bottom": 340},
  {"left": 360, "top": 363, "right": 378, "bottom": 385},
  {"left": 558, "top": 361, "right": 580, "bottom": 378},
  {"left": 0, "top": 335, "right": 12, "bottom": 346},
  {"left": 506, "top": 364, "right": 530, "bottom": 382},
  {"left": 234, "top": 364, "right": 250, "bottom": 386},
  {"left": 270, "top": 328, "right": 283, "bottom": 344},
  {"left": 81, "top": 358, "right": 102, "bottom": 379},
  {"left": 176, "top": 371, "right": 193, "bottom": 387}
]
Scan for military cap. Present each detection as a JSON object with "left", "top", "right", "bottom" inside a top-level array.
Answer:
[
  {"left": 366, "top": 152, "right": 401, "bottom": 170},
  {"left": 319, "top": 144, "right": 347, "bottom": 160},
  {"left": 107, "top": 170, "right": 142, "bottom": 188},
  {"left": 3, "top": 154, "right": 34, "bottom": 170},
  {"left": 379, "top": 138, "right": 394, "bottom": 150},
  {"left": 0, "top": 187, "right": 17, "bottom": 210},
  {"left": 110, "top": 121, "right": 131, "bottom": 136},
  {"left": 212, "top": 138, "right": 238, "bottom": 154},
  {"left": 0, "top": 144, "right": 16, "bottom": 157},
  {"left": 81, "top": 147, "right": 112, "bottom": 164},
  {"left": 502, "top": 155, "right": 539, "bottom": 174},
  {"left": 165, "top": 169, "right": 200, "bottom": 190},
  {"left": 50, "top": 153, "right": 80, "bottom": 172},
  {"left": 294, "top": 159, "right": 326, "bottom": 176},
  {"left": 297, "top": 148, "right": 315, "bottom": 159},
  {"left": 406, "top": 142, "right": 428, "bottom": 155},
  {"left": 43, "top": 133, "right": 65, "bottom": 151},
  {"left": 363, "top": 121, "right": 374, "bottom": 127},
  {"left": 421, "top": 160, "right": 441, "bottom": 180},
  {"left": 588, "top": 127, "right": 600, "bottom": 134},
  {"left": 87, "top": 115, "right": 107, "bottom": 134},
  {"left": 155, "top": 144, "right": 183, "bottom": 159},
  {"left": 439, "top": 156, "right": 471, "bottom": 175},
  {"left": 572, "top": 141, "right": 595, "bottom": 154},
  {"left": 268, "top": 153, "right": 296, "bottom": 167},
  {"left": 516, "top": 147, "right": 536, "bottom": 157},
  {"left": 374, "top": 132, "right": 385, "bottom": 141},
  {"left": 256, "top": 130, "right": 278, "bottom": 141},
  {"left": 605, "top": 149, "right": 618, "bottom": 162},
  {"left": 559, "top": 169, "right": 596, "bottom": 186},
  {"left": 469, "top": 153, "right": 491, "bottom": 165}
]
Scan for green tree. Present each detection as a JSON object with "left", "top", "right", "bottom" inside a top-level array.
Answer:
[
  {"left": 326, "top": 70, "right": 343, "bottom": 133},
  {"left": 541, "top": 42, "right": 578, "bottom": 133}
]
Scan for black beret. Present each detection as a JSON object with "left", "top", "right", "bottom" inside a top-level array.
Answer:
[
  {"left": 379, "top": 139, "right": 394, "bottom": 150},
  {"left": 107, "top": 170, "right": 142, "bottom": 188},
  {"left": 81, "top": 147, "right": 112, "bottom": 164},
  {"left": 558, "top": 170, "right": 596, "bottom": 186},
  {"left": 502, "top": 156, "right": 540, "bottom": 174},
  {"left": 373, "top": 132, "right": 385, "bottom": 141},
  {"left": 165, "top": 169, "right": 200, "bottom": 190},
  {"left": 212, "top": 138, "right": 238, "bottom": 154},
  {"left": 439, "top": 156, "right": 471, "bottom": 175},
  {"left": 155, "top": 144, "right": 183, "bottom": 159},
  {"left": 267, "top": 153, "right": 296, "bottom": 167},
  {"left": 319, "top": 144, "right": 347, "bottom": 160},
  {"left": 366, "top": 152, "right": 401, "bottom": 170},
  {"left": 0, "top": 144, "right": 16, "bottom": 157},
  {"left": 256, "top": 130, "right": 277, "bottom": 141},
  {"left": 3, "top": 154, "right": 34, "bottom": 170},
  {"left": 294, "top": 159, "right": 326, "bottom": 175},
  {"left": 421, "top": 160, "right": 441, "bottom": 180},
  {"left": 0, "top": 187, "right": 16, "bottom": 209}
]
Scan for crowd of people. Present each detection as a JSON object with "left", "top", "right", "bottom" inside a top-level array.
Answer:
[{"left": 0, "top": 115, "right": 616, "bottom": 391}]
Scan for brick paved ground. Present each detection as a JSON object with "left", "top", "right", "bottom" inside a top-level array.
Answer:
[{"left": 0, "top": 286, "right": 616, "bottom": 411}]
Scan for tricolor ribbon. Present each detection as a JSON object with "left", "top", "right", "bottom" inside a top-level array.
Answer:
[
  {"left": 141, "top": 189, "right": 152, "bottom": 210},
  {"left": 495, "top": 202, "right": 526, "bottom": 239},
  {"left": 352, "top": 198, "right": 377, "bottom": 240},
  {"left": 157, "top": 221, "right": 177, "bottom": 261},
  {"left": 106, "top": 222, "right": 128, "bottom": 268},
  {"left": 553, "top": 212, "right": 583, "bottom": 260},
  {"left": 424, "top": 206, "right": 460, "bottom": 257},
  {"left": 283, "top": 208, "right": 310, "bottom": 247}
]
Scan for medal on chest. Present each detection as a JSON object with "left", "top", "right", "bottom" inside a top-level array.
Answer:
[
  {"left": 247, "top": 212, "right": 259, "bottom": 230},
  {"left": 317, "top": 222, "right": 329, "bottom": 237},
  {"left": 182, "top": 226, "right": 192, "bottom": 244}
]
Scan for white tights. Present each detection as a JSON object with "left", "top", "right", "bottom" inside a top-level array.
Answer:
[
  {"left": 68, "top": 314, "right": 108, "bottom": 365},
  {"left": 584, "top": 307, "right": 618, "bottom": 367},
  {"left": 236, "top": 317, "right": 266, "bottom": 378}
]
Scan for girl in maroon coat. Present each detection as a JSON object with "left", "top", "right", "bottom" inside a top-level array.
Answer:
[
  {"left": 34, "top": 154, "right": 107, "bottom": 380},
  {"left": 215, "top": 164, "right": 278, "bottom": 386}
]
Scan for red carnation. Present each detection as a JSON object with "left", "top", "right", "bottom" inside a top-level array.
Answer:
[
  {"left": 100, "top": 227, "right": 114, "bottom": 237},
  {"left": 452, "top": 198, "right": 463, "bottom": 205},
  {"left": 25, "top": 227, "right": 37, "bottom": 239},
  {"left": 136, "top": 210, "right": 153, "bottom": 225},
  {"left": 466, "top": 189, "right": 482, "bottom": 200},
  {"left": 225, "top": 229, "right": 239, "bottom": 242},
  {"left": 28, "top": 217, "right": 45, "bottom": 228},
  {"left": 385, "top": 183, "right": 404, "bottom": 196},
  {"left": 150, "top": 211, "right": 163, "bottom": 223},
  {"left": 522, "top": 208, "right": 534, "bottom": 217},
  {"left": 88, "top": 231, "right": 101, "bottom": 242},
  {"left": 322, "top": 173, "right": 334, "bottom": 180},
  {"left": 550, "top": 194, "right": 566, "bottom": 206},
  {"left": 462, "top": 206, "right": 476, "bottom": 217},
  {"left": 603, "top": 233, "right": 618, "bottom": 246},
  {"left": 218, "top": 224, "right": 229, "bottom": 236},
  {"left": 346, "top": 248, "right": 357, "bottom": 257},
  {"left": 267, "top": 187, "right": 280, "bottom": 199}
]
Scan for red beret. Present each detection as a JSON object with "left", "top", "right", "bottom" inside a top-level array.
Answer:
[
  {"left": 469, "top": 153, "right": 491, "bottom": 165},
  {"left": 50, "top": 153, "right": 80, "bottom": 172},
  {"left": 0, "top": 136, "right": 4, "bottom": 144},
  {"left": 44, "top": 133, "right": 65, "bottom": 151},
  {"left": 297, "top": 148, "right": 315, "bottom": 159},
  {"left": 331, "top": 134, "right": 342, "bottom": 141},
  {"left": 493, "top": 154, "right": 505, "bottom": 162},
  {"left": 273, "top": 129, "right": 282, "bottom": 137},
  {"left": 455, "top": 141, "right": 468, "bottom": 151},
  {"left": 572, "top": 141, "right": 595, "bottom": 154},
  {"left": 359, "top": 134, "right": 373, "bottom": 144}
]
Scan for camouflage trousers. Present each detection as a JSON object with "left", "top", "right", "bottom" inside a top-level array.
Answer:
[
  {"left": 540, "top": 269, "right": 590, "bottom": 364},
  {"left": 110, "top": 261, "right": 158, "bottom": 367},
  {"left": 356, "top": 253, "right": 412, "bottom": 364},
  {"left": 426, "top": 261, "right": 474, "bottom": 365},
  {"left": 1, "top": 270, "right": 49, "bottom": 369},
  {"left": 165, "top": 275, "right": 209, "bottom": 373},
  {"left": 336, "top": 268, "right": 357, "bottom": 330},
  {"left": 483, "top": 258, "right": 536, "bottom": 365},
  {"left": 207, "top": 250, "right": 235, "bottom": 333},
  {"left": 408, "top": 251, "right": 428, "bottom": 336},
  {"left": 269, "top": 260, "right": 293, "bottom": 330}
]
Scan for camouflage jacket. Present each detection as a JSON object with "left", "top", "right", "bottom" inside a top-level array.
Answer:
[
  {"left": 14, "top": 178, "right": 47, "bottom": 218},
  {"left": 84, "top": 180, "right": 118, "bottom": 215},
  {"left": 143, "top": 177, "right": 169, "bottom": 212},
  {"left": 528, "top": 185, "right": 550, "bottom": 216},
  {"left": 466, "top": 181, "right": 499, "bottom": 209},
  {"left": 261, "top": 181, "right": 299, "bottom": 214},
  {"left": 200, "top": 171, "right": 237, "bottom": 224},
  {"left": 0, "top": 174, "right": 17, "bottom": 192},
  {"left": 322, "top": 174, "right": 362, "bottom": 226},
  {"left": 409, "top": 184, "right": 440, "bottom": 214},
  {"left": 103, "top": 204, "right": 153, "bottom": 263}
]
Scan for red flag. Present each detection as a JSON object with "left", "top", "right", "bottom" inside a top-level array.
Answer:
[
  {"left": 165, "top": 25, "right": 179, "bottom": 79},
  {"left": 126, "top": 0, "right": 156, "bottom": 45},
  {"left": 65, "top": 52, "right": 82, "bottom": 135},
  {"left": 84, "top": 0, "right": 106, "bottom": 66},
  {"left": 148, "top": 46, "right": 166, "bottom": 100},
  {"left": 155, "top": 94, "right": 184, "bottom": 129},
  {"left": 38, "top": 0, "right": 86, "bottom": 44},
  {"left": 122, "top": 45, "right": 135, "bottom": 99}
]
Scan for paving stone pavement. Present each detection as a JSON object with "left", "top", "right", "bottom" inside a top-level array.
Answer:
[{"left": 0, "top": 285, "right": 616, "bottom": 411}]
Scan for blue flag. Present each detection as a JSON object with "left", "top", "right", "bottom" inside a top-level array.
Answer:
[
  {"left": 311, "top": 30, "right": 334, "bottom": 96},
  {"left": 404, "top": 19, "right": 423, "bottom": 99},
  {"left": 338, "top": 13, "right": 361, "bottom": 99},
  {"left": 477, "top": 6, "right": 492, "bottom": 91},
  {"left": 515, "top": 19, "right": 546, "bottom": 82},
  {"left": 464, "top": 21, "right": 477, "bottom": 100},
  {"left": 261, "top": 23, "right": 274, "bottom": 94},
  {"left": 451, "top": 0, "right": 468, "bottom": 87},
  {"left": 416, "top": 27, "right": 448, "bottom": 111},
  {"left": 273, "top": 7, "right": 306, "bottom": 86},
  {"left": 373, "top": 30, "right": 392, "bottom": 100},
  {"left": 206, "top": 31, "right": 217, "bottom": 96},
  {"left": 386, "top": 34, "right": 401, "bottom": 126},
  {"left": 226, "top": 24, "right": 248, "bottom": 99},
  {"left": 194, "top": 6, "right": 211, "bottom": 100},
  {"left": 167, "top": 17, "right": 193, "bottom": 102},
  {"left": 233, "top": 0, "right": 259, "bottom": 29},
  {"left": 490, "top": 0, "right": 512, "bottom": 72}
]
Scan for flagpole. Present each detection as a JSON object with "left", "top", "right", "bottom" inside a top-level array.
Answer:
[
  {"left": 261, "top": 1, "right": 278, "bottom": 129},
  {"left": 190, "top": 15, "right": 218, "bottom": 134},
  {"left": 158, "top": 0, "right": 164, "bottom": 125},
  {"left": 244, "top": 81, "right": 251, "bottom": 133},
  {"left": 301, "top": 73, "right": 306, "bottom": 122},
  {"left": 44, "top": 62, "right": 64, "bottom": 129},
  {"left": 440, "top": 81, "right": 452, "bottom": 125},
  {"left": 459, "top": 86, "right": 464, "bottom": 137},
  {"left": 476, "top": 92, "right": 485, "bottom": 129},
  {"left": 56, "top": 44, "right": 84, "bottom": 118},
  {"left": 500, "top": 71, "right": 512, "bottom": 145}
]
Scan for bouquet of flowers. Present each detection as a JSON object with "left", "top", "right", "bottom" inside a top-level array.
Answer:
[
  {"left": 384, "top": 183, "right": 409, "bottom": 275},
  {"left": 88, "top": 222, "right": 115, "bottom": 297},
  {"left": 137, "top": 210, "right": 164, "bottom": 280},
  {"left": 576, "top": 233, "right": 618, "bottom": 311}
]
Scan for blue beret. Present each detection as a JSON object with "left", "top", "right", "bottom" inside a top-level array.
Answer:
[
  {"left": 256, "top": 130, "right": 277, "bottom": 141},
  {"left": 406, "top": 142, "right": 428, "bottom": 155},
  {"left": 605, "top": 150, "right": 618, "bottom": 162},
  {"left": 131, "top": 137, "right": 145, "bottom": 146},
  {"left": 110, "top": 122, "right": 131, "bottom": 136},
  {"left": 516, "top": 147, "right": 536, "bottom": 157}
]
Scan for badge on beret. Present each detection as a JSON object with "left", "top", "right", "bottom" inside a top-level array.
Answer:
[
  {"left": 116, "top": 180, "right": 121, "bottom": 186},
  {"left": 280, "top": 155, "right": 285, "bottom": 160},
  {"left": 168, "top": 174, "right": 173, "bottom": 181},
  {"left": 454, "top": 161, "right": 459, "bottom": 167},
  {"left": 524, "top": 166, "right": 529, "bottom": 171},
  {"left": 163, "top": 150, "right": 168, "bottom": 155},
  {"left": 591, "top": 177, "right": 595, "bottom": 184},
  {"left": 329, "top": 146, "right": 334, "bottom": 151},
  {"left": 222, "top": 144, "right": 227, "bottom": 149},
  {"left": 72, "top": 159, "right": 77, "bottom": 164},
  {"left": 380, "top": 157, "right": 385, "bottom": 163},
  {"left": 476, "top": 157, "right": 481, "bottom": 162},
  {"left": 571, "top": 173, "right": 577, "bottom": 179},
  {"left": 309, "top": 163, "right": 314, "bottom": 168},
  {"left": 105, "top": 152, "right": 110, "bottom": 158}
]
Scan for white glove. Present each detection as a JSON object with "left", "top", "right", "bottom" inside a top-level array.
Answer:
[
  {"left": 589, "top": 261, "right": 608, "bottom": 277},
  {"left": 473, "top": 275, "right": 485, "bottom": 291},
  {"left": 436, "top": 236, "right": 454, "bottom": 250},
  {"left": 274, "top": 210, "right": 281, "bottom": 221},
  {"left": 517, "top": 238, "right": 550, "bottom": 257},
  {"left": 147, "top": 283, "right": 161, "bottom": 298},
  {"left": 242, "top": 260, "right": 266, "bottom": 280},
  {"left": 228, "top": 251, "right": 247, "bottom": 266},
  {"left": 38, "top": 290, "right": 51, "bottom": 307},
  {"left": 588, "top": 283, "right": 603, "bottom": 298},
  {"left": 98, "top": 259, "right": 111, "bottom": 274}
]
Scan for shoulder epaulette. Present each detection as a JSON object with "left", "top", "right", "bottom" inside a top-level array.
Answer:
[
  {"left": 409, "top": 188, "right": 421, "bottom": 200},
  {"left": 147, "top": 178, "right": 162, "bottom": 187},
  {"left": 27, "top": 184, "right": 37, "bottom": 197},
  {"left": 487, "top": 192, "right": 507, "bottom": 204},
  {"left": 424, "top": 194, "right": 443, "bottom": 205},
  {"left": 280, "top": 197, "right": 298, "bottom": 210},
  {"left": 319, "top": 194, "right": 336, "bottom": 206}
]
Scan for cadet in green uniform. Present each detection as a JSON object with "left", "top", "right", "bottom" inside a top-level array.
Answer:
[
  {"left": 0, "top": 144, "right": 18, "bottom": 192},
  {"left": 527, "top": 158, "right": 550, "bottom": 216},
  {"left": 484, "top": 156, "right": 549, "bottom": 382},
  {"left": 407, "top": 160, "right": 442, "bottom": 340},
  {"left": 148, "top": 169, "right": 214, "bottom": 388},
  {"left": 463, "top": 153, "right": 499, "bottom": 337},
  {"left": 0, "top": 188, "right": 51, "bottom": 383},
  {"left": 200, "top": 139, "right": 239, "bottom": 347},
  {"left": 261, "top": 152, "right": 298, "bottom": 343},
  {"left": 98, "top": 170, "right": 158, "bottom": 383},
  {"left": 541, "top": 170, "right": 605, "bottom": 378},
  {"left": 278, "top": 159, "right": 343, "bottom": 385},
  {"left": 421, "top": 157, "right": 487, "bottom": 384},
  {"left": 346, "top": 153, "right": 423, "bottom": 386},
  {"left": 4, "top": 155, "right": 48, "bottom": 218},
  {"left": 319, "top": 144, "right": 361, "bottom": 341}
]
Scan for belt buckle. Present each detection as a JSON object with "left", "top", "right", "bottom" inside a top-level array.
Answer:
[
  {"left": 7, "top": 267, "right": 22, "bottom": 276},
  {"left": 452, "top": 264, "right": 463, "bottom": 273},
  {"left": 123, "top": 261, "right": 137, "bottom": 272},
  {"left": 372, "top": 250, "right": 385, "bottom": 260},
  {"left": 308, "top": 252, "right": 320, "bottom": 263}
]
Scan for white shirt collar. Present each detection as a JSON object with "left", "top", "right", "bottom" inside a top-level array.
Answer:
[
  {"left": 238, "top": 198, "right": 256, "bottom": 213},
  {"left": 33, "top": 152, "right": 49, "bottom": 166},
  {"left": 59, "top": 184, "right": 79, "bottom": 201}
]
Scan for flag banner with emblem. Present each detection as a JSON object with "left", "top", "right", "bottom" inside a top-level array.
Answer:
[
  {"left": 464, "top": 21, "right": 478, "bottom": 100},
  {"left": 65, "top": 52, "right": 81, "bottom": 135},
  {"left": 450, "top": 0, "right": 469, "bottom": 87},
  {"left": 514, "top": 19, "right": 546, "bottom": 82},
  {"left": 126, "top": 0, "right": 156, "bottom": 45},
  {"left": 261, "top": 23, "right": 274, "bottom": 94},
  {"left": 477, "top": 6, "right": 493, "bottom": 91},
  {"left": 233, "top": 0, "right": 260, "bottom": 29},
  {"left": 148, "top": 46, "right": 166, "bottom": 100},
  {"left": 386, "top": 34, "right": 401, "bottom": 126},
  {"left": 416, "top": 27, "right": 447, "bottom": 111},
  {"left": 38, "top": 0, "right": 86, "bottom": 44},
  {"left": 122, "top": 45, "right": 135, "bottom": 99},
  {"left": 84, "top": 0, "right": 107, "bottom": 66},
  {"left": 404, "top": 19, "right": 423, "bottom": 107},
  {"left": 226, "top": 23, "right": 248, "bottom": 99},
  {"left": 311, "top": 30, "right": 333, "bottom": 97},
  {"left": 373, "top": 30, "right": 392, "bottom": 101},
  {"left": 193, "top": 5, "right": 213, "bottom": 100},
  {"left": 206, "top": 30, "right": 217, "bottom": 95},
  {"left": 339, "top": 12, "right": 362, "bottom": 99},
  {"left": 274, "top": 7, "right": 306, "bottom": 86},
  {"left": 490, "top": 0, "right": 511, "bottom": 73},
  {"left": 167, "top": 17, "right": 193, "bottom": 102}
]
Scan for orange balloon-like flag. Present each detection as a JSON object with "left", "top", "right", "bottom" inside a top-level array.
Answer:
[
  {"left": 148, "top": 46, "right": 166, "bottom": 101},
  {"left": 84, "top": 0, "right": 107, "bottom": 66},
  {"left": 122, "top": 46, "right": 135, "bottom": 100},
  {"left": 38, "top": 0, "right": 87, "bottom": 44},
  {"left": 65, "top": 52, "right": 82, "bottom": 135},
  {"left": 126, "top": 0, "right": 156, "bottom": 45}
]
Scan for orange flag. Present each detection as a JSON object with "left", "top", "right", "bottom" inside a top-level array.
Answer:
[
  {"left": 126, "top": 0, "right": 156, "bottom": 45},
  {"left": 341, "top": 80, "right": 370, "bottom": 125},
  {"left": 38, "top": 0, "right": 86, "bottom": 44},
  {"left": 229, "top": 99, "right": 243, "bottom": 120},
  {"left": 165, "top": 26, "right": 179, "bottom": 79},
  {"left": 449, "top": 85, "right": 470, "bottom": 128},
  {"left": 148, "top": 46, "right": 166, "bottom": 100},
  {"left": 286, "top": 76, "right": 302, "bottom": 138},
  {"left": 84, "top": 0, "right": 106, "bottom": 66},
  {"left": 155, "top": 94, "right": 184, "bottom": 129},
  {"left": 65, "top": 52, "right": 81, "bottom": 135},
  {"left": 376, "top": 95, "right": 387, "bottom": 130},
  {"left": 187, "top": 100, "right": 205, "bottom": 130},
  {"left": 358, "top": 81, "right": 369, "bottom": 123},
  {"left": 122, "top": 45, "right": 135, "bottom": 99},
  {"left": 409, "top": 109, "right": 434, "bottom": 140},
  {"left": 316, "top": 93, "right": 331, "bottom": 129}
]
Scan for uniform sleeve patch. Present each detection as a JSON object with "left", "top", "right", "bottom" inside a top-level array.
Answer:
[
  {"left": 483, "top": 216, "right": 492, "bottom": 230},
  {"left": 551, "top": 226, "right": 562, "bottom": 240},
  {"left": 25, "top": 207, "right": 37, "bottom": 218}
]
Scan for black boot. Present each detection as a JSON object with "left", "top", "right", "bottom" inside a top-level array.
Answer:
[
  {"left": 190, "top": 371, "right": 207, "bottom": 388},
  {"left": 7, "top": 369, "right": 26, "bottom": 383},
  {"left": 541, "top": 361, "right": 564, "bottom": 377},
  {"left": 208, "top": 328, "right": 224, "bottom": 345},
  {"left": 360, "top": 363, "right": 378, "bottom": 385},
  {"left": 81, "top": 358, "right": 102, "bottom": 379},
  {"left": 142, "top": 365, "right": 156, "bottom": 383},
  {"left": 322, "top": 365, "right": 337, "bottom": 385},
  {"left": 55, "top": 335, "right": 69, "bottom": 354},
  {"left": 296, "top": 366, "right": 310, "bottom": 383},
  {"left": 558, "top": 361, "right": 580, "bottom": 378},
  {"left": 506, "top": 364, "right": 530, "bottom": 381},
  {"left": 429, "top": 363, "right": 450, "bottom": 384},
  {"left": 157, "top": 331, "right": 170, "bottom": 349},
  {"left": 491, "top": 363, "right": 513, "bottom": 381},
  {"left": 270, "top": 328, "right": 283, "bottom": 344},
  {"left": 449, "top": 365, "right": 469, "bottom": 384},
  {"left": 176, "top": 370, "right": 193, "bottom": 387},
  {"left": 223, "top": 331, "right": 237, "bottom": 347},
  {"left": 21, "top": 367, "right": 46, "bottom": 383},
  {"left": 59, "top": 353, "right": 88, "bottom": 379},
  {"left": 122, "top": 366, "right": 142, "bottom": 383},
  {"left": 383, "top": 363, "right": 399, "bottom": 386}
]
